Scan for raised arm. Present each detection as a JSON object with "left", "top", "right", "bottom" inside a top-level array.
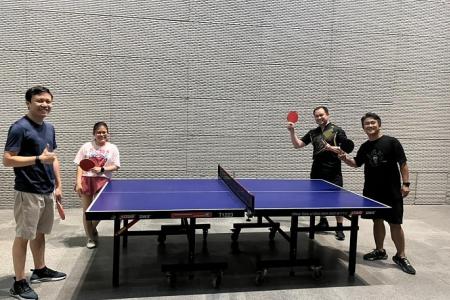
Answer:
[{"left": 287, "top": 122, "right": 306, "bottom": 149}]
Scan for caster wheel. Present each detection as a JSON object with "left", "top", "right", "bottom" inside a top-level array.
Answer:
[
  {"left": 166, "top": 272, "right": 176, "bottom": 287},
  {"left": 255, "top": 269, "right": 267, "bottom": 286},
  {"left": 202, "top": 229, "right": 209, "bottom": 242},
  {"left": 231, "top": 229, "right": 240, "bottom": 242},
  {"left": 268, "top": 228, "right": 277, "bottom": 241},
  {"left": 212, "top": 271, "right": 223, "bottom": 288},
  {"left": 310, "top": 265, "right": 323, "bottom": 280},
  {"left": 158, "top": 234, "right": 166, "bottom": 244},
  {"left": 268, "top": 239, "right": 276, "bottom": 249},
  {"left": 231, "top": 241, "right": 241, "bottom": 254}
]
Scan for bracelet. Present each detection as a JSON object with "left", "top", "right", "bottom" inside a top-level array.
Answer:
[
  {"left": 100, "top": 167, "right": 105, "bottom": 173},
  {"left": 402, "top": 182, "right": 410, "bottom": 187},
  {"left": 35, "top": 156, "right": 40, "bottom": 165}
]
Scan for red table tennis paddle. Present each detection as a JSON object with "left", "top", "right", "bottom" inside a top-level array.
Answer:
[
  {"left": 56, "top": 201, "right": 65, "bottom": 220},
  {"left": 79, "top": 158, "right": 95, "bottom": 171},
  {"left": 287, "top": 111, "right": 299, "bottom": 123}
]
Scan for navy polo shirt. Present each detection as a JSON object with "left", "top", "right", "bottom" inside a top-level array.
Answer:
[{"left": 4, "top": 116, "right": 57, "bottom": 194}]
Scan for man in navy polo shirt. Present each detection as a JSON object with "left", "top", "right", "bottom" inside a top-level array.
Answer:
[{"left": 4, "top": 86, "right": 66, "bottom": 300}]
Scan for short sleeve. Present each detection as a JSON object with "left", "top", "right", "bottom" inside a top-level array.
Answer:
[
  {"left": 393, "top": 137, "right": 407, "bottom": 166},
  {"left": 354, "top": 144, "right": 365, "bottom": 167},
  {"left": 74, "top": 143, "right": 89, "bottom": 164},
  {"left": 109, "top": 144, "right": 120, "bottom": 168},
  {"left": 300, "top": 130, "right": 312, "bottom": 145},
  {"left": 335, "top": 128, "right": 348, "bottom": 145},
  {"left": 52, "top": 127, "right": 57, "bottom": 150},
  {"left": 4, "top": 124, "right": 23, "bottom": 153}
]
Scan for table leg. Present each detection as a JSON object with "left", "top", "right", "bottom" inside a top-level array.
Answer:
[
  {"left": 122, "top": 219, "right": 128, "bottom": 248},
  {"left": 309, "top": 216, "right": 315, "bottom": 239},
  {"left": 290, "top": 215, "right": 298, "bottom": 261},
  {"left": 348, "top": 215, "right": 359, "bottom": 275},
  {"left": 188, "top": 218, "right": 196, "bottom": 263},
  {"left": 289, "top": 216, "right": 298, "bottom": 275},
  {"left": 113, "top": 218, "right": 121, "bottom": 287}
]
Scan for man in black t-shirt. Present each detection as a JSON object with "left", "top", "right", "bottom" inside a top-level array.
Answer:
[
  {"left": 287, "top": 106, "right": 349, "bottom": 241},
  {"left": 339, "top": 112, "right": 416, "bottom": 275}
]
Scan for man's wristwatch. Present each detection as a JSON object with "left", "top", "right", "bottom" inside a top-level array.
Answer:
[
  {"left": 35, "top": 156, "right": 40, "bottom": 165},
  {"left": 100, "top": 167, "right": 105, "bottom": 173},
  {"left": 402, "top": 182, "right": 411, "bottom": 187}
]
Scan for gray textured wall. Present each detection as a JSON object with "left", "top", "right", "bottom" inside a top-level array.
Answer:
[{"left": 0, "top": 0, "right": 449, "bottom": 208}]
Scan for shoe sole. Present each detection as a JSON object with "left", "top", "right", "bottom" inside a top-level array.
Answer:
[
  {"left": 30, "top": 276, "right": 66, "bottom": 284},
  {"left": 397, "top": 266, "right": 416, "bottom": 275},
  {"left": 335, "top": 231, "right": 345, "bottom": 241},
  {"left": 9, "top": 290, "right": 38, "bottom": 300},
  {"left": 393, "top": 258, "right": 416, "bottom": 275},
  {"left": 364, "top": 256, "right": 388, "bottom": 261}
]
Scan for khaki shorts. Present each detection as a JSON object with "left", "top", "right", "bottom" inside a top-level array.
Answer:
[{"left": 14, "top": 190, "right": 55, "bottom": 240}]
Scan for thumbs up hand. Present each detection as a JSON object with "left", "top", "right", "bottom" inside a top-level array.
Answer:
[{"left": 38, "top": 144, "right": 57, "bottom": 164}]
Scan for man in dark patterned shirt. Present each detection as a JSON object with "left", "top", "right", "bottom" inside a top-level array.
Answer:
[{"left": 287, "top": 106, "right": 349, "bottom": 241}]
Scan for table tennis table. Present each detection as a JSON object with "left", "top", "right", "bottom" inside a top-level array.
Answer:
[{"left": 86, "top": 165, "right": 389, "bottom": 287}]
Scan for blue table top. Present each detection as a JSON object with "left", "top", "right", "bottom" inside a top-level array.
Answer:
[{"left": 87, "top": 178, "right": 387, "bottom": 217}]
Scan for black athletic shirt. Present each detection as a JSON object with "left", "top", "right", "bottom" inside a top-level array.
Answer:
[
  {"left": 354, "top": 135, "right": 407, "bottom": 204},
  {"left": 301, "top": 122, "right": 347, "bottom": 185}
]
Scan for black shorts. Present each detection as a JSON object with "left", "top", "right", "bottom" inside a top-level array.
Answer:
[{"left": 362, "top": 197, "right": 404, "bottom": 224}]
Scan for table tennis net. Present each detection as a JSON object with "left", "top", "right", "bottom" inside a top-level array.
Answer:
[{"left": 218, "top": 165, "right": 255, "bottom": 211}]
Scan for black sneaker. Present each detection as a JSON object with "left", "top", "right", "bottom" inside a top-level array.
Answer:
[
  {"left": 9, "top": 278, "right": 38, "bottom": 300},
  {"left": 335, "top": 230, "right": 345, "bottom": 241},
  {"left": 393, "top": 255, "right": 416, "bottom": 275},
  {"left": 314, "top": 218, "right": 329, "bottom": 231},
  {"left": 363, "top": 249, "right": 388, "bottom": 261},
  {"left": 30, "top": 266, "right": 66, "bottom": 283}
]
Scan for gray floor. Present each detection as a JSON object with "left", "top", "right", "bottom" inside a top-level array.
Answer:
[{"left": 0, "top": 205, "right": 449, "bottom": 300}]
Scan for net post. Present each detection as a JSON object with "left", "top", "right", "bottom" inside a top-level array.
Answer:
[{"left": 217, "top": 164, "right": 255, "bottom": 213}]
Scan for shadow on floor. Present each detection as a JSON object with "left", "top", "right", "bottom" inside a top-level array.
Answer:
[{"left": 64, "top": 230, "right": 369, "bottom": 299}]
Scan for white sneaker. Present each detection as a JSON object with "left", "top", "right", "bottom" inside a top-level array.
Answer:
[{"left": 86, "top": 239, "right": 97, "bottom": 249}]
